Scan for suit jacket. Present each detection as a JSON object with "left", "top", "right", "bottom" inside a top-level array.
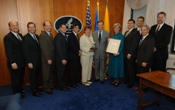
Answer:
[
  {"left": 80, "top": 34, "right": 95, "bottom": 56},
  {"left": 149, "top": 23, "right": 172, "bottom": 58},
  {"left": 124, "top": 28, "right": 140, "bottom": 58},
  {"left": 137, "top": 35, "right": 155, "bottom": 67},
  {"left": 68, "top": 32, "right": 80, "bottom": 61},
  {"left": 3, "top": 32, "right": 25, "bottom": 68},
  {"left": 22, "top": 33, "right": 41, "bottom": 67},
  {"left": 39, "top": 31, "right": 55, "bottom": 63},
  {"left": 54, "top": 32, "right": 68, "bottom": 61},
  {"left": 92, "top": 30, "right": 110, "bottom": 59}
]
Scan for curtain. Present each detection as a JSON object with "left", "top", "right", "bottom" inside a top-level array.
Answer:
[{"left": 126, "top": 0, "right": 149, "bottom": 10}]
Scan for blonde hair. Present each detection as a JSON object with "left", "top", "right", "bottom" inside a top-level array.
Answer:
[{"left": 113, "top": 23, "right": 121, "bottom": 28}]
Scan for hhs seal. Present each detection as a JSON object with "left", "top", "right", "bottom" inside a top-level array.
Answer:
[{"left": 54, "top": 16, "right": 83, "bottom": 34}]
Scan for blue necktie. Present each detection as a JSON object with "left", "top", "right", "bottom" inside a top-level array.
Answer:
[{"left": 33, "top": 34, "right": 39, "bottom": 44}]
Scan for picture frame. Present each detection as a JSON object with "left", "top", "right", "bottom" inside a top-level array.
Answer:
[{"left": 106, "top": 38, "right": 121, "bottom": 54}]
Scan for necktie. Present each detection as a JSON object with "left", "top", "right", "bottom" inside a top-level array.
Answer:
[
  {"left": 76, "top": 35, "right": 79, "bottom": 41},
  {"left": 33, "top": 34, "right": 39, "bottom": 44},
  {"left": 155, "top": 25, "right": 160, "bottom": 35},
  {"left": 125, "top": 30, "right": 130, "bottom": 37},
  {"left": 98, "top": 31, "right": 101, "bottom": 43},
  {"left": 139, "top": 37, "right": 144, "bottom": 45},
  {"left": 17, "top": 34, "right": 22, "bottom": 41}
]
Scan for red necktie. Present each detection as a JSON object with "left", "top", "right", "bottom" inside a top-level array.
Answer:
[{"left": 155, "top": 25, "right": 160, "bottom": 35}]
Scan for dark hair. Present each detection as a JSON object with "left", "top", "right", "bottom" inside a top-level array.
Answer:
[
  {"left": 72, "top": 23, "right": 79, "bottom": 29},
  {"left": 128, "top": 19, "right": 135, "bottom": 24},
  {"left": 157, "top": 11, "right": 166, "bottom": 17},
  {"left": 43, "top": 20, "right": 51, "bottom": 26},
  {"left": 59, "top": 23, "right": 66, "bottom": 28},
  {"left": 27, "top": 22, "right": 36, "bottom": 28},
  {"left": 84, "top": 25, "right": 92, "bottom": 31},
  {"left": 97, "top": 20, "right": 104, "bottom": 25},
  {"left": 137, "top": 16, "right": 145, "bottom": 22}
]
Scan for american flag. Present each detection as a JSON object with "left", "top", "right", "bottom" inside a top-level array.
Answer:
[{"left": 86, "top": 0, "right": 91, "bottom": 26}]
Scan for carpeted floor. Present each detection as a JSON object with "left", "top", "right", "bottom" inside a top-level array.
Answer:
[{"left": 0, "top": 78, "right": 175, "bottom": 110}]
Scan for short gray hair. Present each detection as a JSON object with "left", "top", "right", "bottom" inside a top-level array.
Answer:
[{"left": 113, "top": 23, "right": 121, "bottom": 28}]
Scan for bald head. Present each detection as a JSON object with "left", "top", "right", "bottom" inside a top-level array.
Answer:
[{"left": 8, "top": 20, "right": 19, "bottom": 33}]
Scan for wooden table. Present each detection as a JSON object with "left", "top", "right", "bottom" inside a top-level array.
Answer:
[{"left": 137, "top": 71, "right": 175, "bottom": 110}]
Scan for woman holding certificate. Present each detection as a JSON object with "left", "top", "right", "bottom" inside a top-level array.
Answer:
[
  {"left": 80, "top": 26, "right": 95, "bottom": 86},
  {"left": 107, "top": 23, "right": 124, "bottom": 86}
]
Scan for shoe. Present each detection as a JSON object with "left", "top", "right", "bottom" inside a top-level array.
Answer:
[
  {"left": 20, "top": 94, "right": 27, "bottom": 99},
  {"left": 82, "top": 83, "right": 90, "bottom": 86},
  {"left": 94, "top": 79, "right": 99, "bottom": 82},
  {"left": 21, "top": 89, "right": 26, "bottom": 94},
  {"left": 88, "top": 81, "right": 92, "bottom": 84},
  {"left": 100, "top": 81, "right": 104, "bottom": 84},
  {"left": 111, "top": 81, "right": 116, "bottom": 85},
  {"left": 70, "top": 85, "right": 79, "bottom": 88},
  {"left": 114, "top": 82, "right": 120, "bottom": 87},
  {"left": 59, "top": 87, "right": 70, "bottom": 91},
  {"left": 32, "top": 92, "right": 43, "bottom": 97},
  {"left": 45, "top": 90, "right": 54, "bottom": 95},
  {"left": 127, "top": 84, "right": 133, "bottom": 88}
]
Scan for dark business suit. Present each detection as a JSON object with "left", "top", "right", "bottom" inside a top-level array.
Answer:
[
  {"left": 54, "top": 32, "right": 68, "bottom": 89},
  {"left": 3, "top": 32, "right": 25, "bottom": 94},
  {"left": 137, "top": 35, "right": 154, "bottom": 73},
  {"left": 22, "top": 33, "right": 41, "bottom": 93},
  {"left": 123, "top": 28, "right": 140, "bottom": 86},
  {"left": 39, "top": 31, "right": 55, "bottom": 92},
  {"left": 68, "top": 32, "right": 80, "bottom": 86},
  {"left": 149, "top": 23, "right": 172, "bottom": 72}
]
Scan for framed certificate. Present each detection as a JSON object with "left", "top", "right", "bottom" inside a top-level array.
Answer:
[{"left": 106, "top": 38, "right": 121, "bottom": 54}]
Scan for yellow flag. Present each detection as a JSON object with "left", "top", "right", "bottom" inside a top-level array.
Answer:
[{"left": 104, "top": 0, "right": 110, "bottom": 32}]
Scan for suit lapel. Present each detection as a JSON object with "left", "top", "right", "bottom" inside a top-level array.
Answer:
[
  {"left": 10, "top": 32, "right": 21, "bottom": 42},
  {"left": 28, "top": 33, "right": 39, "bottom": 45}
]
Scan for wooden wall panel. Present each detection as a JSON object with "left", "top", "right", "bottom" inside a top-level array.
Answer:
[
  {"left": 0, "top": 0, "right": 124, "bottom": 86},
  {"left": 0, "top": 0, "right": 19, "bottom": 86}
]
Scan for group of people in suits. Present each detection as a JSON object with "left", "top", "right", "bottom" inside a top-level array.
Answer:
[
  {"left": 3, "top": 11, "right": 172, "bottom": 99},
  {"left": 122, "top": 11, "right": 172, "bottom": 90}
]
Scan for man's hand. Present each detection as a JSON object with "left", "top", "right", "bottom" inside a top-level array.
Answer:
[
  {"left": 28, "top": 63, "right": 33, "bottom": 69},
  {"left": 153, "top": 47, "right": 157, "bottom": 52},
  {"left": 48, "top": 60, "right": 52, "bottom": 65},
  {"left": 62, "top": 60, "right": 67, "bottom": 65},
  {"left": 11, "top": 63, "right": 18, "bottom": 69},
  {"left": 142, "top": 62, "right": 147, "bottom": 67},
  {"left": 127, "top": 54, "right": 131, "bottom": 59}
]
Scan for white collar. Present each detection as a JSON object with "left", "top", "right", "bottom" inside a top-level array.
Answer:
[{"left": 142, "top": 33, "right": 149, "bottom": 40}]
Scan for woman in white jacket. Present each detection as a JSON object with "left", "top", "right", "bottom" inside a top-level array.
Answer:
[{"left": 80, "top": 26, "right": 95, "bottom": 86}]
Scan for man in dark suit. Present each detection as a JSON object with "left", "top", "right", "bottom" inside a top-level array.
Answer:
[
  {"left": 68, "top": 23, "right": 82, "bottom": 88},
  {"left": 22, "top": 22, "right": 43, "bottom": 97},
  {"left": 136, "top": 16, "right": 144, "bottom": 34},
  {"left": 137, "top": 25, "right": 154, "bottom": 74},
  {"left": 123, "top": 19, "right": 140, "bottom": 88},
  {"left": 54, "top": 23, "right": 70, "bottom": 91},
  {"left": 149, "top": 12, "right": 172, "bottom": 72},
  {"left": 3, "top": 20, "right": 26, "bottom": 99},
  {"left": 39, "top": 21, "right": 55, "bottom": 95}
]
